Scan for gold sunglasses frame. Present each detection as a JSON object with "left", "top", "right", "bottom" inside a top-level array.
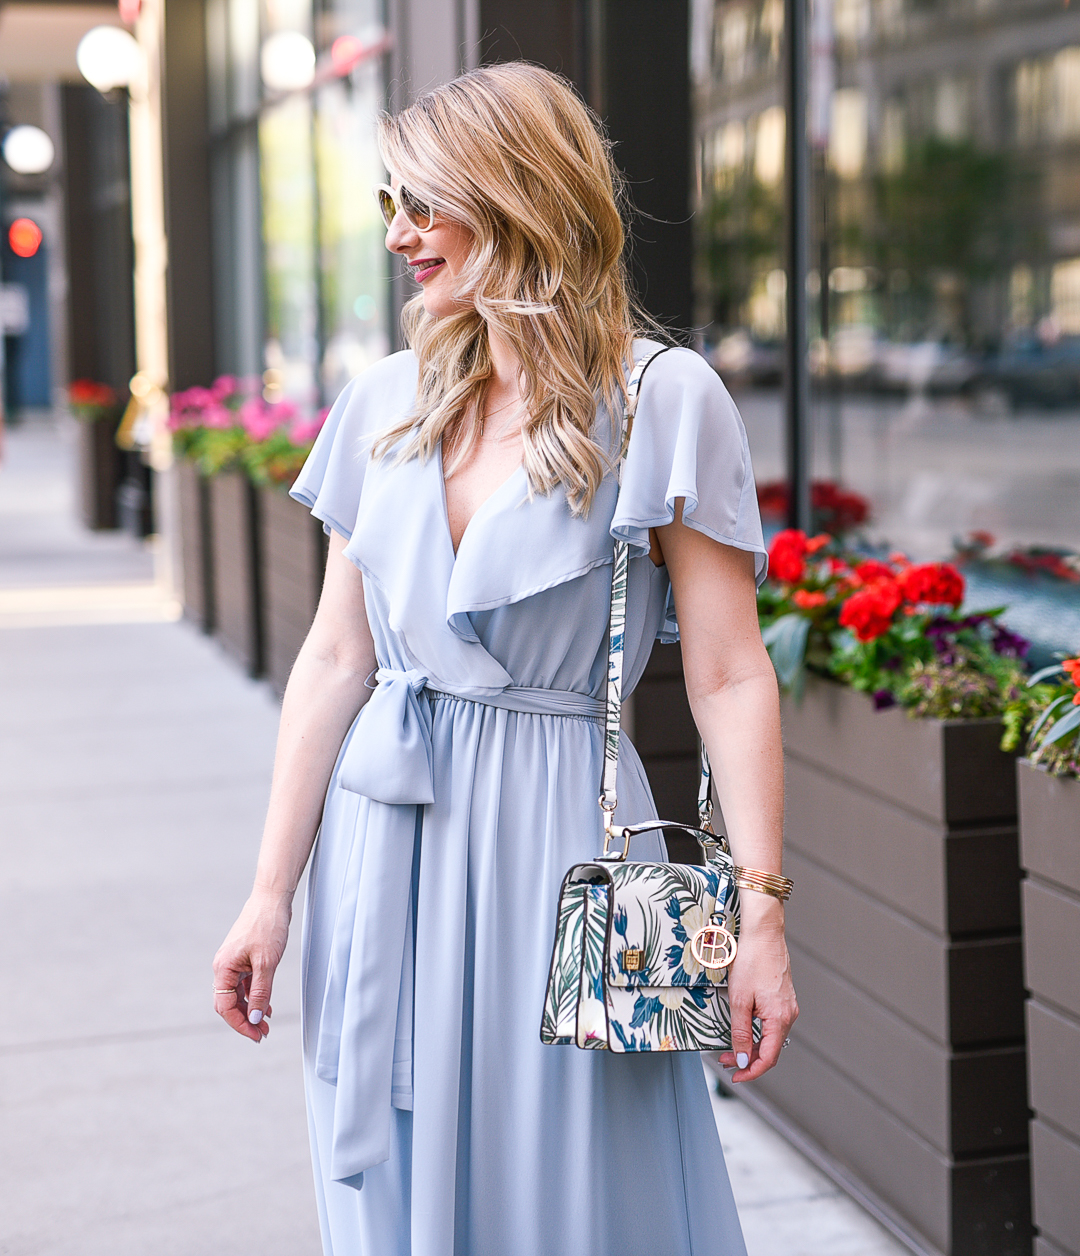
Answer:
[{"left": 373, "top": 183, "right": 435, "bottom": 232}]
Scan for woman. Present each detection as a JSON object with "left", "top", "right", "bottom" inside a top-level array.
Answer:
[{"left": 214, "top": 62, "right": 797, "bottom": 1256}]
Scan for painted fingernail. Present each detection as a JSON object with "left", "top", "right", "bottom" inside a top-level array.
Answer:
[
  {"left": 736, "top": 1052, "right": 749, "bottom": 1069},
  {"left": 248, "top": 1009, "right": 263, "bottom": 1025}
]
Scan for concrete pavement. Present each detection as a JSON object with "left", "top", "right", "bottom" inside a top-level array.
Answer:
[
  {"left": 0, "top": 414, "right": 320, "bottom": 1255},
  {"left": 0, "top": 411, "right": 909, "bottom": 1256}
]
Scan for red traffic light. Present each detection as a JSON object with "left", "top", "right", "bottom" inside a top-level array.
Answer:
[{"left": 8, "top": 217, "right": 42, "bottom": 258}]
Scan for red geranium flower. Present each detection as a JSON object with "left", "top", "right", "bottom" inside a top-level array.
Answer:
[
  {"left": 69, "top": 379, "right": 117, "bottom": 407},
  {"left": 793, "top": 589, "right": 828, "bottom": 609},
  {"left": 839, "top": 579, "right": 903, "bottom": 641},
  {"left": 769, "top": 529, "right": 809, "bottom": 584},
  {"left": 897, "top": 562, "right": 965, "bottom": 608},
  {"left": 853, "top": 559, "right": 895, "bottom": 585}
]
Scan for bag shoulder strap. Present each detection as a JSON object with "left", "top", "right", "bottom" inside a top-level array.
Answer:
[{"left": 600, "top": 346, "right": 714, "bottom": 835}]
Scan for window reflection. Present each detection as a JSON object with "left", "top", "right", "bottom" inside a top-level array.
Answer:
[
  {"left": 210, "top": 0, "right": 389, "bottom": 402},
  {"left": 260, "top": 93, "right": 318, "bottom": 405},
  {"left": 315, "top": 57, "right": 390, "bottom": 400},
  {"left": 695, "top": 0, "right": 1080, "bottom": 648}
]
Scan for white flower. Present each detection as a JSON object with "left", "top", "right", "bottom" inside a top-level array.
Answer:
[{"left": 659, "top": 988, "right": 687, "bottom": 1010}]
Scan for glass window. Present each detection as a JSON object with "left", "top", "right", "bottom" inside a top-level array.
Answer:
[
  {"left": 693, "top": 0, "right": 1080, "bottom": 659},
  {"left": 314, "top": 0, "right": 390, "bottom": 400},
  {"left": 209, "top": 0, "right": 389, "bottom": 400},
  {"left": 261, "top": 91, "right": 319, "bottom": 404}
]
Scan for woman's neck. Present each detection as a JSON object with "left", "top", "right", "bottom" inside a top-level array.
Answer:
[{"left": 487, "top": 326, "right": 524, "bottom": 405}]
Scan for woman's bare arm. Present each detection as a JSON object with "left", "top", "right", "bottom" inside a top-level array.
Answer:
[
  {"left": 212, "top": 529, "right": 377, "bottom": 1041},
  {"left": 654, "top": 499, "right": 798, "bottom": 1081}
]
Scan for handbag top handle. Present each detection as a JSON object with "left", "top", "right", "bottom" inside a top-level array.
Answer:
[{"left": 599, "top": 347, "right": 716, "bottom": 838}]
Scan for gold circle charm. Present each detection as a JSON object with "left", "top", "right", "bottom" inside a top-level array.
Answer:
[{"left": 690, "top": 924, "right": 738, "bottom": 970}]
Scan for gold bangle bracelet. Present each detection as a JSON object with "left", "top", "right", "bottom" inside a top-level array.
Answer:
[{"left": 733, "top": 866, "right": 794, "bottom": 902}]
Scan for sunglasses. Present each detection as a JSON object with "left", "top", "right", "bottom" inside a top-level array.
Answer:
[{"left": 374, "top": 182, "right": 435, "bottom": 231}]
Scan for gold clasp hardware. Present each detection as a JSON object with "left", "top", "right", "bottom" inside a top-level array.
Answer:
[
  {"left": 600, "top": 822, "right": 632, "bottom": 860},
  {"left": 690, "top": 923, "right": 737, "bottom": 970},
  {"left": 622, "top": 948, "right": 644, "bottom": 972},
  {"left": 599, "top": 798, "right": 631, "bottom": 860}
]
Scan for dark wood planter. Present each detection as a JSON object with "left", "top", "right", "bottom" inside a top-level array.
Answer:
[
  {"left": 258, "top": 485, "right": 327, "bottom": 697},
  {"left": 175, "top": 459, "right": 214, "bottom": 632},
  {"left": 76, "top": 415, "right": 125, "bottom": 530},
  {"left": 745, "top": 677, "right": 1029, "bottom": 1256},
  {"left": 1018, "top": 762, "right": 1080, "bottom": 1256},
  {"left": 208, "top": 470, "right": 263, "bottom": 677},
  {"left": 633, "top": 642, "right": 702, "bottom": 864}
]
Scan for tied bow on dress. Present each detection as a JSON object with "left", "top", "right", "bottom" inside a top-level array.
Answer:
[{"left": 311, "top": 665, "right": 604, "bottom": 1188}]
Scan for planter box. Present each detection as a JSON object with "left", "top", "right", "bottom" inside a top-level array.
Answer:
[
  {"left": 175, "top": 459, "right": 214, "bottom": 632},
  {"left": 258, "top": 485, "right": 327, "bottom": 697},
  {"left": 116, "top": 453, "right": 154, "bottom": 538},
  {"left": 208, "top": 471, "right": 263, "bottom": 677},
  {"left": 747, "top": 677, "right": 1029, "bottom": 1256},
  {"left": 76, "top": 415, "right": 125, "bottom": 530},
  {"left": 632, "top": 642, "right": 703, "bottom": 864},
  {"left": 1019, "top": 762, "right": 1080, "bottom": 1256}
]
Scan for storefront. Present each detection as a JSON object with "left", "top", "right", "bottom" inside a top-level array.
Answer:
[
  {"left": 202, "top": 0, "right": 390, "bottom": 402},
  {"left": 694, "top": 0, "right": 1080, "bottom": 615}
]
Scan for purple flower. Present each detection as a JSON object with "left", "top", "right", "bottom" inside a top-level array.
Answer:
[
  {"left": 992, "top": 624, "right": 1030, "bottom": 659},
  {"left": 872, "top": 688, "right": 897, "bottom": 710}
]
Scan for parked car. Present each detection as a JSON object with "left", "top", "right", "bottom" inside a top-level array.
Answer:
[
  {"left": 973, "top": 333, "right": 1080, "bottom": 409},
  {"left": 872, "top": 339, "right": 978, "bottom": 395},
  {"left": 710, "top": 330, "right": 784, "bottom": 387}
]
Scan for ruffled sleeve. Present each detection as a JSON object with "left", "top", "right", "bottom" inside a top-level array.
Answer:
[
  {"left": 290, "top": 351, "right": 419, "bottom": 539},
  {"left": 611, "top": 345, "right": 768, "bottom": 641}
]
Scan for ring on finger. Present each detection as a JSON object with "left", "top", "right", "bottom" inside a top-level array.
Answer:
[{"left": 213, "top": 987, "right": 238, "bottom": 995}]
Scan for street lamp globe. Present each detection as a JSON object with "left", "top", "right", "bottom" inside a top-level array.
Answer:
[
  {"left": 2, "top": 126, "right": 56, "bottom": 175},
  {"left": 76, "top": 26, "right": 143, "bottom": 93},
  {"left": 260, "top": 31, "right": 316, "bottom": 91}
]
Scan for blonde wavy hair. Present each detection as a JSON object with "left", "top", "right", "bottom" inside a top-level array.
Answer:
[{"left": 373, "top": 62, "right": 647, "bottom": 516}]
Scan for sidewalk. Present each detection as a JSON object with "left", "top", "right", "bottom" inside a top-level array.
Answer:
[
  {"left": 0, "top": 415, "right": 320, "bottom": 1255},
  {"left": 0, "top": 413, "right": 910, "bottom": 1256}
]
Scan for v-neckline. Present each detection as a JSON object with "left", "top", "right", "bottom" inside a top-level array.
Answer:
[{"left": 438, "top": 441, "right": 525, "bottom": 559}]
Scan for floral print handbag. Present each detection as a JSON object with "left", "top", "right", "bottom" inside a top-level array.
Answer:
[{"left": 541, "top": 350, "right": 752, "bottom": 1054}]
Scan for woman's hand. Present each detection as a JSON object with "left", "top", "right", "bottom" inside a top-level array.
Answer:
[
  {"left": 211, "top": 530, "right": 376, "bottom": 1043},
  {"left": 717, "top": 895, "right": 799, "bottom": 1081},
  {"left": 212, "top": 888, "right": 293, "bottom": 1042}
]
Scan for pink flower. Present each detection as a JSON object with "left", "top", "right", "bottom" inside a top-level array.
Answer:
[
  {"left": 200, "top": 401, "right": 234, "bottom": 429},
  {"left": 169, "top": 386, "right": 219, "bottom": 430},
  {"left": 290, "top": 406, "right": 330, "bottom": 446},
  {"left": 210, "top": 375, "right": 239, "bottom": 400},
  {"left": 240, "top": 397, "right": 296, "bottom": 441}
]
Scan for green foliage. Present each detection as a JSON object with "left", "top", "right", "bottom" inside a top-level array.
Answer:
[
  {"left": 871, "top": 137, "right": 1040, "bottom": 343},
  {"left": 758, "top": 530, "right": 1031, "bottom": 724},
  {"left": 700, "top": 177, "right": 784, "bottom": 329},
  {"left": 1019, "top": 660, "right": 1080, "bottom": 778},
  {"left": 897, "top": 650, "right": 1026, "bottom": 720},
  {"left": 187, "top": 427, "right": 250, "bottom": 476},
  {"left": 241, "top": 429, "right": 312, "bottom": 489}
]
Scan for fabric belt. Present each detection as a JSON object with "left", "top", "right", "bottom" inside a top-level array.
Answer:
[{"left": 313, "top": 667, "right": 605, "bottom": 1189}]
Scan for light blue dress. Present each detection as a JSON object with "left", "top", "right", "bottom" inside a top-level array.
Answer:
[{"left": 290, "top": 341, "right": 768, "bottom": 1256}]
